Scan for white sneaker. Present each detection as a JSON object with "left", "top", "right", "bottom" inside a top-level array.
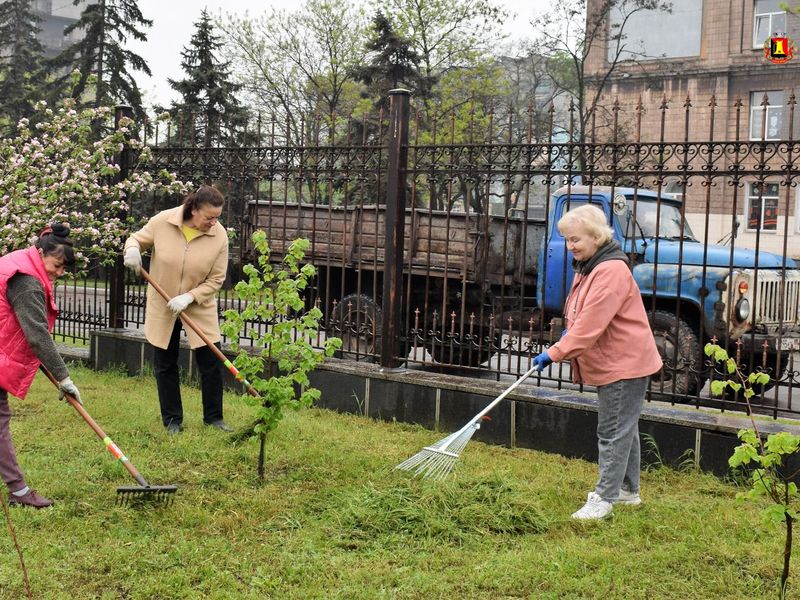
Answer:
[
  {"left": 615, "top": 489, "right": 642, "bottom": 506},
  {"left": 571, "top": 491, "right": 613, "bottom": 520}
]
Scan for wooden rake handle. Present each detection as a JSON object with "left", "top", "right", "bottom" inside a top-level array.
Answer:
[
  {"left": 138, "top": 267, "right": 260, "bottom": 398},
  {"left": 39, "top": 365, "right": 150, "bottom": 488}
]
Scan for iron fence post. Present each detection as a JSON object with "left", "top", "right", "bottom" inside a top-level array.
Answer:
[
  {"left": 380, "top": 89, "right": 411, "bottom": 368},
  {"left": 109, "top": 105, "right": 133, "bottom": 330}
]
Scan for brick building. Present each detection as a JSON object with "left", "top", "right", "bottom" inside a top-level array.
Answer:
[{"left": 584, "top": 0, "right": 800, "bottom": 257}]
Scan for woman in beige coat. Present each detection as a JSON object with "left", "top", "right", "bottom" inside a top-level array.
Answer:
[{"left": 123, "top": 185, "right": 231, "bottom": 434}]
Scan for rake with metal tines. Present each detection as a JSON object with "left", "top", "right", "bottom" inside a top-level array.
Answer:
[
  {"left": 395, "top": 364, "right": 538, "bottom": 480},
  {"left": 39, "top": 365, "right": 177, "bottom": 506}
]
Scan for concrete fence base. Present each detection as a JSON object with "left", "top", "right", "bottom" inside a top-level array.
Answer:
[{"left": 88, "top": 328, "right": 800, "bottom": 477}]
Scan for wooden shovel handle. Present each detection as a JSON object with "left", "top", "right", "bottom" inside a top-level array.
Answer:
[{"left": 138, "top": 267, "right": 260, "bottom": 398}]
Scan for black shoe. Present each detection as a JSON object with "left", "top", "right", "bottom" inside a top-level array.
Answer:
[
  {"left": 166, "top": 422, "right": 183, "bottom": 435},
  {"left": 205, "top": 419, "right": 233, "bottom": 432}
]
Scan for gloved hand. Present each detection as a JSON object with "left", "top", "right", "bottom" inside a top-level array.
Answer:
[
  {"left": 58, "top": 377, "right": 82, "bottom": 405},
  {"left": 167, "top": 292, "right": 194, "bottom": 315},
  {"left": 532, "top": 351, "right": 552, "bottom": 372},
  {"left": 123, "top": 246, "right": 142, "bottom": 275}
]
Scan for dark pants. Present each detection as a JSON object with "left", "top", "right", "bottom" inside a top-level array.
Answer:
[
  {"left": 153, "top": 320, "right": 224, "bottom": 428},
  {"left": 0, "top": 389, "right": 26, "bottom": 493}
]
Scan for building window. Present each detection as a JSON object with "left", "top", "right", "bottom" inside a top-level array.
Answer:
[
  {"left": 750, "top": 91, "right": 784, "bottom": 140},
  {"left": 753, "top": 0, "right": 787, "bottom": 48},
  {"left": 608, "top": 0, "right": 702, "bottom": 62},
  {"left": 747, "top": 182, "right": 780, "bottom": 232}
]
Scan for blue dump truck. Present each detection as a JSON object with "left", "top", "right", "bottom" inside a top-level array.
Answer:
[{"left": 246, "top": 185, "right": 800, "bottom": 394}]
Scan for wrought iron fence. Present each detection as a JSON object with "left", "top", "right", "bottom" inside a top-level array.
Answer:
[{"left": 56, "top": 91, "right": 800, "bottom": 418}]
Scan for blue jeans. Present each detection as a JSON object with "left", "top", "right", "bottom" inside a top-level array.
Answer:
[{"left": 594, "top": 376, "right": 649, "bottom": 501}]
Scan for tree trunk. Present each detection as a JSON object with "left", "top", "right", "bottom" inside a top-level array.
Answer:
[{"left": 781, "top": 510, "right": 792, "bottom": 599}]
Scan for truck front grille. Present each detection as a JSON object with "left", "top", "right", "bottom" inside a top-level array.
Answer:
[{"left": 752, "top": 271, "right": 800, "bottom": 325}]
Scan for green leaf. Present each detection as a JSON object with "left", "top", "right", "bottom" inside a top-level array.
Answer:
[
  {"left": 710, "top": 380, "right": 728, "bottom": 396},
  {"left": 763, "top": 504, "right": 790, "bottom": 524},
  {"left": 729, "top": 442, "right": 759, "bottom": 467}
]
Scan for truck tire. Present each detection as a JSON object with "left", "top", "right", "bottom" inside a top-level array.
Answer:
[
  {"left": 331, "top": 294, "right": 381, "bottom": 361},
  {"left": 649, "top": 310, "right": 704, "bottom": 396}
]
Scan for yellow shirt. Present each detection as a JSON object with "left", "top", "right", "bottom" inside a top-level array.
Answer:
[{"left": 181, "top": 224, "right": 202, "bottom": 242}]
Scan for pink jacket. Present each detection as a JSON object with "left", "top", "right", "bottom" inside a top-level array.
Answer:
[
  {"left": 547, "top": 259, "right": 662, "bottom": 386},
  {"left": 0, "top": 247, "right": 58, "bottom": 398}
]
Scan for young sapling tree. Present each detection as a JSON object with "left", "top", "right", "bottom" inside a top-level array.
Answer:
[
  {"left": 706, "top": 342, "right": 800, "bottom": 599},
  {"left": 222, "top": 231, "right": 341, "bottom": 477}
]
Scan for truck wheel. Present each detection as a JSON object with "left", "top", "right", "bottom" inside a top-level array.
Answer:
[
  {"left": 331, "top": 294, "right": 382, "bottom": 361},
  {"left": 649, "top": 310, "right": 704, "bottom": 396}
]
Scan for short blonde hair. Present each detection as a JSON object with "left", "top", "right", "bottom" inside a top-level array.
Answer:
[{"left": 557, "top": 204, "right": 614, "bottom": 246}]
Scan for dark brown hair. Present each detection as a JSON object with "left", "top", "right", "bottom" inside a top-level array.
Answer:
[
  {"left": 181, "top": 185, "right": 225, "bottom": 220},
  {"left": 35, "top": 223, "right": 76, "bottom": 266}
]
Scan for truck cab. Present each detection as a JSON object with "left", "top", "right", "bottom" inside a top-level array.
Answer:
[{"left": 541, "top": 186, "right": 800, "bottom": 395}]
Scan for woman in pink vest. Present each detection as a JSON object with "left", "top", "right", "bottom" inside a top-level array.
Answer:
[
  {"left": 0, "top": 224, "right": 82, "bottom": 509},
  {"left": 532, "top": 204, "right": 662, "bottom": 521}
]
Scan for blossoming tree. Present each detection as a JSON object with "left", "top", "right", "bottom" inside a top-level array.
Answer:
[{"left": 0, "top": 87, "right": 187, "bottom": 264}]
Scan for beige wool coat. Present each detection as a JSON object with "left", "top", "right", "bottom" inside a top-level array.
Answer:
[{"left": 124, "top": 206, "right": 229, "bottom": 349}]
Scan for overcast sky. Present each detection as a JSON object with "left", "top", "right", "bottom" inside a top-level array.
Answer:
[{"left": 129, "top": 0, "right": 551, "bottom": 108}]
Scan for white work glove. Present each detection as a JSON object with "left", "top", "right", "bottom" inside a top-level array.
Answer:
[
  {"left": 123, "top": 246, "right": 142, "bottom": 275},
  {"left": 167, "top": 292, "right": 194, "bottom": 315},
  {"left": 58, "top": 377, "right": 82, "bottom": 405}
]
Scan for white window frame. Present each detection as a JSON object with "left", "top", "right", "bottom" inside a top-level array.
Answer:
[
  {"left": 753, "top": 8, "right": 787, "bottom": 48},
  {"left": 746, "top": 182, "right": 780, "bottom": 233},
  {"left": 750, "top": 91, "right": 784, "bottom": 141}
]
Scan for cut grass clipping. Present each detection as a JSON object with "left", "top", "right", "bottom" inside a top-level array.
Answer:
[{"left": 328, "top": 474, "right": 548, "bottom": 544}]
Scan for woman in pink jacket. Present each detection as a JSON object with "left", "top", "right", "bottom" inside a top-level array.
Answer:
[
  {"left": 532, "top": 204, "right": 662, "bottom": 521},
  {"left": 0, "top": 224, "right": 82, "bottom": 508}
]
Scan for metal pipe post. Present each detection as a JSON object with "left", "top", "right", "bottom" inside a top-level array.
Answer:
[
  {"left": 380, "top": 89, "right": 411, "bottom": 368},
  {"left": 108, "top": 105, "right": 133, "bottom": 330}
]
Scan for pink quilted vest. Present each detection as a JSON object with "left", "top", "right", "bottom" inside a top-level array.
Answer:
[{"left": 0, "top": 247, "right": 58, "bottom": 398}]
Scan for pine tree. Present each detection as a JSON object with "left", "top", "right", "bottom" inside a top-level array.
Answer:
[
  {"left": 0, "top": 0, "right": 47, "bottom": 134},
  {"left": 50, "top": 0, "right": 152, "bottom": 121},
  {"left": 353, "top": 11, "right": 424, "bottom": 112},
  {"left": 168, "top": 9, "right": 245, "bottom": 147}
]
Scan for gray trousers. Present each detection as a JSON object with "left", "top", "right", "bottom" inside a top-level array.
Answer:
[
  {"left": 594, "top": 376, "right": 649, "bottom": 501},
  {"left": 0, "top": 390, "right": 26, "bottom": 493}
]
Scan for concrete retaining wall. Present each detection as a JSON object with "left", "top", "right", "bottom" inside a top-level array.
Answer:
[{"left": 89, "top": 328, "right": 800, "bottom": 476}]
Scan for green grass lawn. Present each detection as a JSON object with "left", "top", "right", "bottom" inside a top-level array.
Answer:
[{"left": 0, "top": 366, "right": 789, "bottom": 599}]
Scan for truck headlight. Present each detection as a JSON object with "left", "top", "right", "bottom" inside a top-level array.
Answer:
[{"left": 735, "top": 298, "right": 751, "bottom": 322}]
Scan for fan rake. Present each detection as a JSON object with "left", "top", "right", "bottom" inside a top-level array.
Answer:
[{"left": 395, "top": 365, "right": 538, "bottom": 480}]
